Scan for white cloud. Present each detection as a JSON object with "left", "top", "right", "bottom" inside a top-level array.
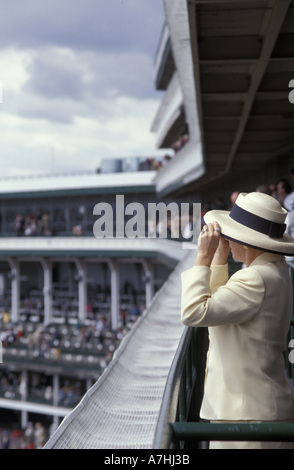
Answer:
[
  {"left": 0, "top": 2, "right": 166, "bottom": 178},
  {"left": 0, "top": 47, "right": 31, "bottom": 90},
  {"left": 0, "top": 91, "right": 166, "bottom": 177}
]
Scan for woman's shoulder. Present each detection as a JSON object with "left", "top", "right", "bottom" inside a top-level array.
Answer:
[{"left": 229, "top": 264, "right": 265, "bottom": 288}]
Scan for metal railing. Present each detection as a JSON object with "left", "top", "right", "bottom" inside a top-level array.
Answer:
[
  {"left": 153, "top": 326, "right": 208, "bottom": 448},
  {"left": 153, "top": 259, "right": 294, "bottom": 449}
]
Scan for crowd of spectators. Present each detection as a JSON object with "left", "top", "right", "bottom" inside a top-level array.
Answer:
[
  {"left": 0, "top": 295, "right": 145, "bottom": 449},
  {"left": 200, "top": 169, "right": 294, "bottom": 238},
  {"left": 97, "top": 154, "right": 174, "bottom": 174},
  {"left": 12, "top": 199, "right": 197, "bottom": 241},
  {"left": 0, "top": 309, "right": 137, "bottom": 364},
  {"left": 16, "top": 172, "right": 290, "bottom": 243},
  {"left": 139, "top": 157, "right": 164, "bottom": 171},
  {"left": 0, "top": 363, "right": 86, "bottom": 448},
  {"left": 0, "top": 367, "right": 88, "bottom": 409},
  {"left": 0, "top": 421, "right": 48, "bottom": 449},
  {"left": 171, "top": 133, "right": 189, "bottom": 153},
  {"left": 0, "top": 307, "right": 140, "bottom": 449}
]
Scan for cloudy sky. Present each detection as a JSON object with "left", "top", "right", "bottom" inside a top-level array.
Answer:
[{"left": 0, "top": 0, "right": 166, "bottom": 178}]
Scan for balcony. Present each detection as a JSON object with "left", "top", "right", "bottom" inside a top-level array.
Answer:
[
  {"left": 0, "top": 236, "right": 187, "bottom": 263},
  {"left": 152, "top": 2, "right": 204, "bottom": 198},
  {"left": 153, "top": 22, "right": 175, "bottom": 91}
]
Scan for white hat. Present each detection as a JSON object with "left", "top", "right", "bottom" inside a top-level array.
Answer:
[{"left": 204, "top": 192, "right": 294, "bottom": 255}]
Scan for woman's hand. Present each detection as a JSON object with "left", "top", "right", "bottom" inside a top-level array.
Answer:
[
  {"left": 194, "top": 222, "right": 230, "bottom": 267},
  {"left": 212, "top": 235, "right": 231, "bottom": 266}
]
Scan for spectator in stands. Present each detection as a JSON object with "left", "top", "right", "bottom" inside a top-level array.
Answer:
[
  {"left": 276, "top": 178, "right": 292, "bottom": 207},
  {"left": 284, "top": 188, "right": 294, "bottom": 213},
  {"left": 172, "top": 134, "right": 189, "bottom": 152},
  {"left": 72, "top": 224, "right": 83, "bottom": 236},
  {"left": 34, "top": 423, "right": 46, "bottom": 449},
  {"left": 269, "top": 182, "right": 277, "bottom": 198},
  {"left": 284, "top": 188, "right": 294, "bottom": 238},
  {"left": 121, "top": 306, "right": 127, "bottom": 327},
  {"left": 40, "top": 212, "right": 51, "bottom": 236},
  {"left": 150, "top": 158, "right": 162, "bottom": 170},
  {"left": 1, "top": 431, "right": 10, "bottom": 449},
  {"left": 181, "top": 192, "right": 294, "bottom": 449},
  {"left": 24, "top": 422, "right": 35, "bottom": 448},
  {"left": 24, "top": 214, "right": 37, "bottom": 236},
  {"left": 128, "top": 304, "right": 140, "bottom": 321},
  {"left": 162, "top": 154, "right": 172, "bottom": 165},
  {"left": 255, "top": 184, "right": 270, "bottom": 194},
  {"left": 14, "top": 213, "right": 25, "bottom": 235},
  {"left": 229, "top": 190, "right": 239, "bottom": 209},
  {"left": 2, "top": 310, "right": 10, "bottom": 325}
]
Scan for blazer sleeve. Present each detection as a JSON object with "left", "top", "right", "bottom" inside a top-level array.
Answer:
[
  {"left": 210, "top": 264, "right": 229, "bottom": 293},
  {"left": 181, "top": 265, "right": 265, "bottom": 327}
]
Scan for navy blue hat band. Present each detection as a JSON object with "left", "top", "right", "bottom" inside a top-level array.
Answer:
[{"left": 229, "top": 204, "right": 286, "bottom": 239}]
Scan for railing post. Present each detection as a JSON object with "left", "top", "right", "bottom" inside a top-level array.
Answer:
[{"left": 179, "top": 366, "right": 187, "bottom": 423}]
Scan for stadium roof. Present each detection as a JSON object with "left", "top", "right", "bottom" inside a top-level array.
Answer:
[{"left": 186, "top": 0, "right": 294, "bottom": 191}]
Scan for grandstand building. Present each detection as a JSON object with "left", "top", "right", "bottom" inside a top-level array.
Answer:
[
  {"left": 43, "top": 0, "right": 294, "bottom": 449},
  {"left": 151, "top": 0, "right": 294, "bottom": 202},
  {"left": 0, "top": 164, "right": 194, "bottom": 437}
]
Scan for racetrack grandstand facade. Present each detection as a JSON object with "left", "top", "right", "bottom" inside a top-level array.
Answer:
[{"left": 0, "top": 167, "right": 196, "bottom": 446}]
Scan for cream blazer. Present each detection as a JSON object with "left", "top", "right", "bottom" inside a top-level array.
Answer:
[{"left": 181, "top": 252, "right": 294, "bottom": 421}]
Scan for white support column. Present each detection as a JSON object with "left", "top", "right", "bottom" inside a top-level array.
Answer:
[
  {"left": 41, "top": 258, "right": 53, "bottom": 325},
  {"left": 7, "top": 258, "right": 20, "bottom": 323},
  {"left": 107, "top": 259, "right": 120, "bottom": 331},
  {"left": 20, "top": 370, "right": 28, "bottom": 429},
  {"left": 141, "top": 260, "right": 155, "bottom": 307},
  {"left": 74, "top": 258, "right": 87, "bottom": 322}
]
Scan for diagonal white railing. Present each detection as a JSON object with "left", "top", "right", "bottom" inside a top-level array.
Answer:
[{"left": 44, "top": 249, "right": 196, "bottom": 449}]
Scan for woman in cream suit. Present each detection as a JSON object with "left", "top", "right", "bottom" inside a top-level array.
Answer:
[{"left": 181, "top": 192, "right": 294, "bottom": 449}]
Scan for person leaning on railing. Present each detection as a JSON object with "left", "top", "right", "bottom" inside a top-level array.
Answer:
[{"left": 181, "top": 192, "right": 294, "bottom": 449}]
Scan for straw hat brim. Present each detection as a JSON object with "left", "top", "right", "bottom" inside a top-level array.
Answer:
[{"left": 204, "top": 209, "right": 294, "bottom": 256}]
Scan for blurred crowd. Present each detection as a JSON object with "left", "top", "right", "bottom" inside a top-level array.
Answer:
[
  {"left": 200, "top": 169, "right": 294, "bottom": 237},
  {"left": 0, "top": 309, "right": 137, "bottom": 365},
  {"left": 0, "top": 310, "right": 138, "bottom": 449},
  {"left": 138, "top": 154, "right": 173, "bottom": 171},
  {"left": 1, "top": 422, "right": 49, "bottom": 449},
  {"left": 14, "top": 211, "right": 51, "bottom": 237}
]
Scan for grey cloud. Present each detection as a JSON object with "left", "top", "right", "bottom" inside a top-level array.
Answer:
[
  {"left": 86, "top": 50, "right": 158, "bottom": 99},
  {"left": 18, "top": 46, "right": 159, "bottom": 124},
  {"left": 0, "top": 1, "right": 165, "bottom": 178},
  {"left": 1, "top": 1, "right": 164, "bottom": 125},
  {"left": 24, "top": 49, "right": 86, "bottom": 101},
  {"left": 18, "top": 100, "right": 75, "bottom": 124}
]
